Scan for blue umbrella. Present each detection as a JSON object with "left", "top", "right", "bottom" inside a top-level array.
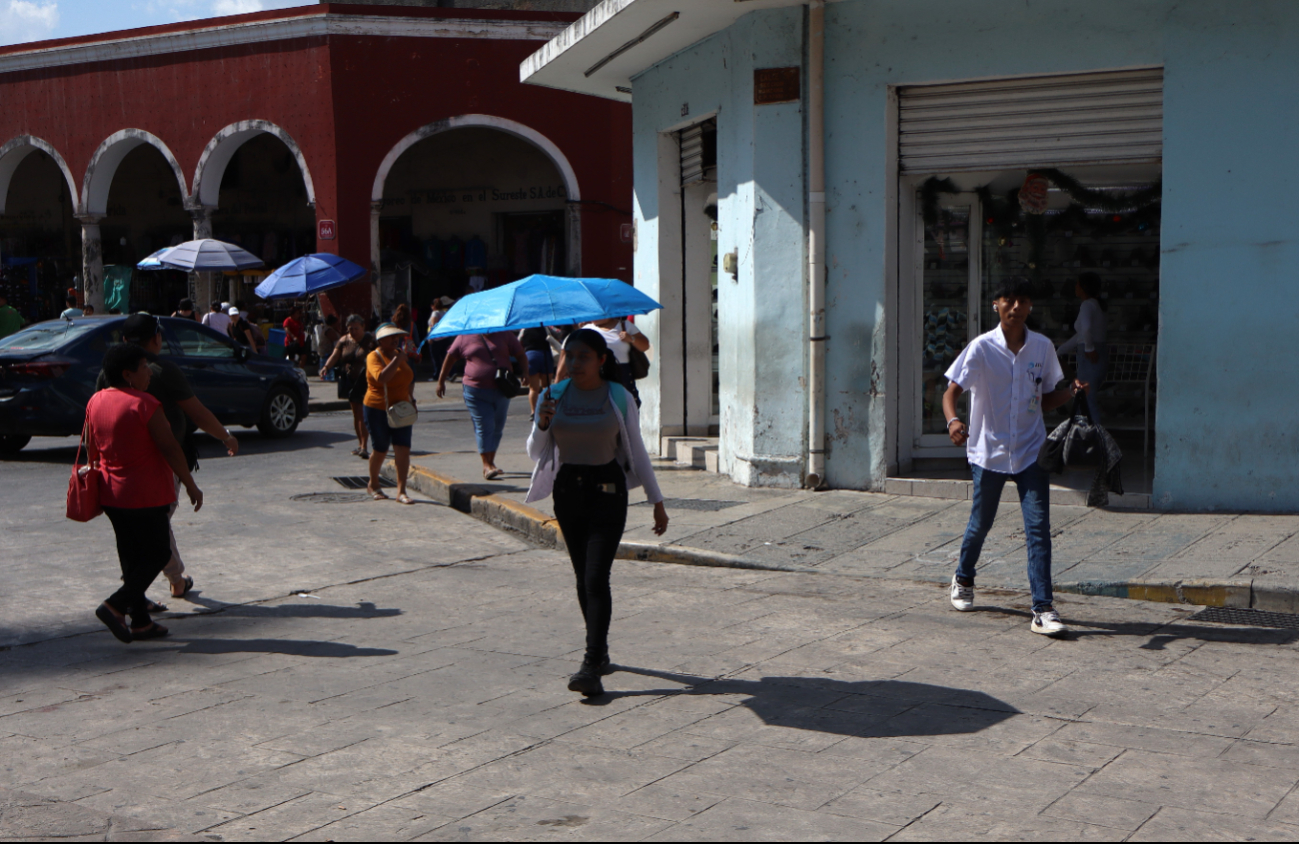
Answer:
[
  {"left": 136, "top": 248, "right": 172, "bottom": 270},
  {"left": 429, "top": 274, "right": 662, "bottom": 339},
  {"left": 255, "top": 253, "right": 368, "bottom": 300}
]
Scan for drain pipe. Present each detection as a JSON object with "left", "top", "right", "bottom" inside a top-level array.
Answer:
[{"left": 805, "top": 0, "right": 827, "bottom": 489}]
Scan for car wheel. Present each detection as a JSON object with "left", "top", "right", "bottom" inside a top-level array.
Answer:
[
  {"left": 0, "top": 434, "right": 31, "bottom": 455},
  {"left": 257, "top": 386, "right": 301, "bottom": 438}
]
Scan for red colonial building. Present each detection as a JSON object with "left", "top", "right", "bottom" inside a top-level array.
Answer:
[{"left": 0, "top": 1, "right": 629, "bottom": 321}]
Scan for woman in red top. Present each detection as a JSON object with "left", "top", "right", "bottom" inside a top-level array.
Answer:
[{"left": 86, "top": 344, "right": 203, "bottom": 643}]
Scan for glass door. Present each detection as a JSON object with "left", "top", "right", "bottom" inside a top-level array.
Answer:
[{"left": 915, "top": 195, "right": 980, "bottom": 450}]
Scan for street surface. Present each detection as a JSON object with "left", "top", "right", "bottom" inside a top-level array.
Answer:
[{"left": 3, "top": 395, "right": 1299, "bottom": 840}]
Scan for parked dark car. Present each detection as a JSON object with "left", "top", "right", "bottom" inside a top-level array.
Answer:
[{"left": 0, "top": 315, "right": 310, "bottom": 454}]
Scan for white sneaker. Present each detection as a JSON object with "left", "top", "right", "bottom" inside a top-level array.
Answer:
[
  {"left": 950, "top": 575, "right": 974, "bottom": 612},
  {"left": 1031, "top": 609, "right": 1068, "bottom": 637}
]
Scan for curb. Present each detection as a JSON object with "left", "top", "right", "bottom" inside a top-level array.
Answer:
[{"left": 388, "top": 462, "right": 1299, "bottom": 614}]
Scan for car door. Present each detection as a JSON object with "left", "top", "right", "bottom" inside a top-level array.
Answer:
[{"left": 161, "top": 319, "right": 267, "bottom": 424}]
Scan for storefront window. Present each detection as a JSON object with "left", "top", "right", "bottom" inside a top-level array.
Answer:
[{"left": 920, "top": 204, "right": 971, "bottom": 436}]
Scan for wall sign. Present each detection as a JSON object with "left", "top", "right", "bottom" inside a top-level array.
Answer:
[
  {"left": 318, "top": 220, "right": 336, "bottom": 240},
  {"left": 754, "top": 67, "right": 800, "bottom": 105}
]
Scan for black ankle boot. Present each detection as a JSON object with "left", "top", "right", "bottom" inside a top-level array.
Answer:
[{"left": 567, "top": 655, "right": 607, "bottom": 697}]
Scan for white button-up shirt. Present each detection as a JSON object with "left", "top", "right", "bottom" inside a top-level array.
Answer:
[{"left": 945, "top": 325, "right": 1065, "bottom": 475}]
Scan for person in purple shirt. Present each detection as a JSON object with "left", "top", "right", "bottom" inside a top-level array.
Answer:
[{"left": 437, "top": 331, "right": 528, "bottom": 480}]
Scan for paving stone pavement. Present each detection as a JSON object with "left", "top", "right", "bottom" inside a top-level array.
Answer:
[{"left": 5, "top": 538, "right": 1299, "bottom": 840}]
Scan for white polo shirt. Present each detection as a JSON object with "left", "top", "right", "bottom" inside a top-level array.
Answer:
[{"left": 945, "top": 325, "right": 1065, "bottom": 475}]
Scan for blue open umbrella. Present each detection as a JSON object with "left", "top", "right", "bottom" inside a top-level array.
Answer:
[
  {"left": 255, "top": 253, "right": 367, "bottom": 300},
  {"left": 429, "top": 274, "right": 662, "bottom": 339},
  {"left": 158, "top": 238, "right": 264, "bottom": 272},
  {"left": 136, "top": 248, "right": 172, "bottom": 270}
]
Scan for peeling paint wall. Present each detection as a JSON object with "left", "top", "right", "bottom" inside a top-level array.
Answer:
[{"left": 627, "top": 0, "right": 1299, "bottom": 510}]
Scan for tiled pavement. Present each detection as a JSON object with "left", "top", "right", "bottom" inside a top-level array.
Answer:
[{"left": 5, "top": 543, "right": 1299, "bottom": 840}]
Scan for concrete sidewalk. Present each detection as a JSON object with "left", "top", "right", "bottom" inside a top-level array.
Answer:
[{"left": 391, "top": 396, "right": 1299, "bottom": 614}]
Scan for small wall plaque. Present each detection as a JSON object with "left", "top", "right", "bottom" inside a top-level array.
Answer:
[{"left": 754, "top": 67, "right": 800, "bottom": 105}]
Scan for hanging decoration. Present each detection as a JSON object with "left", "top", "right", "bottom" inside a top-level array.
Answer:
[
  {"left": 920, "top": 170, "right": 1162, "bottom": 279},
  {"left": 1017, "top": 172, "right": 1050, "bottom": 215}
]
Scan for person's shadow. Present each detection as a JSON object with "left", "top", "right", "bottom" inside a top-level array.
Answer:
[
  {"left": 165, "top": 594, "right": 402, "bottom": 620},
  {"left": 589, "top": 667, "right": 1017, "bottom": 739}
]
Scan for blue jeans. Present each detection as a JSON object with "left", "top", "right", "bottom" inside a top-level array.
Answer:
[
  {"left": 462, "top": 385, "right": 511, "bottom": 454},
  {"left": 956, "top": 462, "right": 1054, "bottom": 612}
]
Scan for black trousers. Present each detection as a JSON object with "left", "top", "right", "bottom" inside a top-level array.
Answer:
[
  {"left": 552, "top": 461, "right": 628, "bottom": 661},
  {"left": 102, "top": 505, "right": 172, "bottom": 628}
]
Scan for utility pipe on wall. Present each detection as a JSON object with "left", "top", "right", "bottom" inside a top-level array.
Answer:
[{"left": 805, "top": 0, "right": 827, "bottom": 489}]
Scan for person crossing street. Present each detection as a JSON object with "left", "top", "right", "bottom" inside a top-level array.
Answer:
[{"left": 942, "top": 278, "right": 1088, "bottom": 637}]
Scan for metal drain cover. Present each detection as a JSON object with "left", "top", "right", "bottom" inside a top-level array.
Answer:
[
  {"left": 332, "top": 476, "right": 396, "bottom": 490},
  {"left": 632, "top": 498, "right": 745, "bottom": 512},
  {"left": 292, "top": 492, "right": 371, "bottom": 504},
  {"left": 1188, "top": 607, "right": 1299, "bottom": 630}
]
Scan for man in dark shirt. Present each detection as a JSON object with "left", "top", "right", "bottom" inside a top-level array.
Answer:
[{"left": 97, "top": 314, "right": 239, "bottom": 600}]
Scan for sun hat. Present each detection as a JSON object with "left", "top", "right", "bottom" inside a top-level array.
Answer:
[{"left": 375, "top": 322, "right": 409, "bottom": 341}]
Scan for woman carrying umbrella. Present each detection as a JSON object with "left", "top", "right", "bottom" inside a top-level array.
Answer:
[
  {"left": 527, "top": 329, "right": 669, "bottom": 697},
  {"left": 320, "top": 315, "right": 375, "bottom": 458}
]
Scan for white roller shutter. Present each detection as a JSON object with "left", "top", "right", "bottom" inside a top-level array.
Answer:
[
  {"left": 680, "top": 123, "right": 706, "bottom": 186},
  {"left": 899, "top": 68, "right": 1163, "bottom": 173}
]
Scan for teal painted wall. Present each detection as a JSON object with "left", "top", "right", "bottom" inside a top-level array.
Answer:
[{"left": 630, "top": 0, "right": 1299, "bottom": 509}]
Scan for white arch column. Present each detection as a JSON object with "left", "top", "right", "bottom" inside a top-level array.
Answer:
[
  {"left": 75, "top": 214, "right": 104, "bottom": 311},
  {"left": 187, "top": 204, "right": 215, "bottom": 307},
  {"left": 370, "top": 201, "right": 382, "bottom": 316}
]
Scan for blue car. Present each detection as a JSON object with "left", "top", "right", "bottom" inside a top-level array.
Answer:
[{"left": 0, "top": 316, "right": 310, "bottom": 454}]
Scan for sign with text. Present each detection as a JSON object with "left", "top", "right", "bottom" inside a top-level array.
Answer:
[
  {"left": 318, "top": 220, "right": 336, "bottom": 240},
  {"left": 754, "top": 67, "right": 800, "bottom": 105}
]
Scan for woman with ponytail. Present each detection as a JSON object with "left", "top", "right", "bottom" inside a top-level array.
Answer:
[{"left": 526, "top": 329, "right": 668, "bottom": 697}]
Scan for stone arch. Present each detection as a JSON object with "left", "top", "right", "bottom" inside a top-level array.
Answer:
[
  {"left": 371, "top": 114, "right": 581, "bottom": 203},
  {"left": 81, "top": 130, "right": 188, "bottom": 217},
  {"left": 192, "top": 120, "right": 316, "bottom": 209},
  {"left": 0, "top": 136, "right": 78, "bottom": 215}
]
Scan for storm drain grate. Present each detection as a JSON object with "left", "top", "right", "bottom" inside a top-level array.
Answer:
[
  {"left": 632, "top": 498, "right": 745, "bottom": 512},
  {"left": 332, "top": 476, "right": 396, "bottom": 490},
  {"left": 291, "top": 492, "right": 371, "bottom": 504},
  {"left": 1188, "top": 607, "right": 1299, "bottom": 630}
]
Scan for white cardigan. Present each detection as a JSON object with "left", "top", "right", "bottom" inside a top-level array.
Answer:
[{"left": 525, "top": 380, "right": 664, "bottom": 505}]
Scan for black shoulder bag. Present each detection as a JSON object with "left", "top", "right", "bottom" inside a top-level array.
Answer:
[{"left": 480, "top": 335, "right": 523, "bottom": 399}]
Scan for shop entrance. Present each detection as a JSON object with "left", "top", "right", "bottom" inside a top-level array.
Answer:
[
  {"left": 0, "top": 148, "right": 78, "bottom": 322},
  {"left": 376, "top": 126, "right": 572, "bottom": 327},
  {"left": 898, "top": 164, "right": 1162, "bottom": 490}
]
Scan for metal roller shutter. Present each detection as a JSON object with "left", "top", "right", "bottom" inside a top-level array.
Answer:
[{"left": 899, "top": 68, "right": 1163, "bottom": 173}]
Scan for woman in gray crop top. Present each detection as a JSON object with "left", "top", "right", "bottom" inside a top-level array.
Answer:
[{"left": 532, "top": 328, "right": 668, "bottom": 699}]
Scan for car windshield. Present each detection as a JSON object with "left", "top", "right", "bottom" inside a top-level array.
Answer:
[{"left": 0, "top": 321, "right": 100, "bottom": 353}]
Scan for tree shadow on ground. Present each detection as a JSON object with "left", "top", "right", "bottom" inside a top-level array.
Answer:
[
  {"left": 165, "top": 638, "right": 397, "bottom": 657},
  {"left": 971, "top": 606, "right": 1299, "bottom": 648},
  {"left": 588, "top": 666, "right": 1017, "bottom": 739}
]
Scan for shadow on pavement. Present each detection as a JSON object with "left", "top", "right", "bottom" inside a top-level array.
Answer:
[
  {"left": 166, "top": 638, "right": 398, "bottom": 657},
  {"left": 592, "top": 667, "right": 1018, "bottom": 739},
  {"left": 972, "top": 605, "right": 1299, "bottom": 648},
  {"left": 177, "top": 595, "right": 402, "bottom": 620}
]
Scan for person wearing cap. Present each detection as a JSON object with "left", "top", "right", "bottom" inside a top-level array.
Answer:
[
  {"left": 942, "top": 277, "right": 1089, "bottom": 638},
  {"left": 95, "top": 314, "right": 239, "bottom": 601},
  {"left": 363, "top": 323, "right": 416, "bottom": 504},
  {"left": 227, "top": 306, "right": 264, "bottom": 354},
  {"left": 0, "top": 290, "right": 24, "bottom": 339}
]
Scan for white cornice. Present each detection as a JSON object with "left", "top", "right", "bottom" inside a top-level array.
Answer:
[{"left": 0, "top": 13, "right": 569, "bottom": 76}]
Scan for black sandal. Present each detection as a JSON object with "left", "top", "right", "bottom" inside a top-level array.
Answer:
[
  {"left": 130, "top": 623, "right": 169, "bottom": 641},
  {"left": 96, "top": 604, "right": 132, "bottom": 644},
  {"left": 171, "top": 576, "right": 194, "bottom": 599},
  {"left": 145, "top": 599, "right": 168, "bottom": 614}
]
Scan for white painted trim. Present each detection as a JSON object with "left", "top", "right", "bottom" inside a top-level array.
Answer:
[
  {"left": 0, "top": 135, "right": 78, "bottom": 215},
  {"left": 0, "top": 14, "right": 568, "bottom": 76},
  {"left": 82, "top": 129, "right": 188, "bottom": 216},
  {"left": 192, "top": 120, "right": 316, "bottom": 209},
  {"left": 370, "top": 114, "right": 581, "bottom": 203}
]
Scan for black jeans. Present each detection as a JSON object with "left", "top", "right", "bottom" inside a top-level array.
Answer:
[
  {"left": 617, "top": 364, "right": 642, "bottom": 407},
  {"left": 102, "top": 505, "right": 172, "bottom": 628},
  {"left": 553, "top": 461, "right": 628, "bottom": 661}
]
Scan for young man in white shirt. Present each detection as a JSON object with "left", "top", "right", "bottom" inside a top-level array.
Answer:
[{"left": 942, "top": 278, "right": 1088, "bottom": 637}]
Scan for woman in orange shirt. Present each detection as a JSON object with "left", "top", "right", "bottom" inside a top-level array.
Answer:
[{"left": 363, "top": 323, "right": 416, "bottom": 504}]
